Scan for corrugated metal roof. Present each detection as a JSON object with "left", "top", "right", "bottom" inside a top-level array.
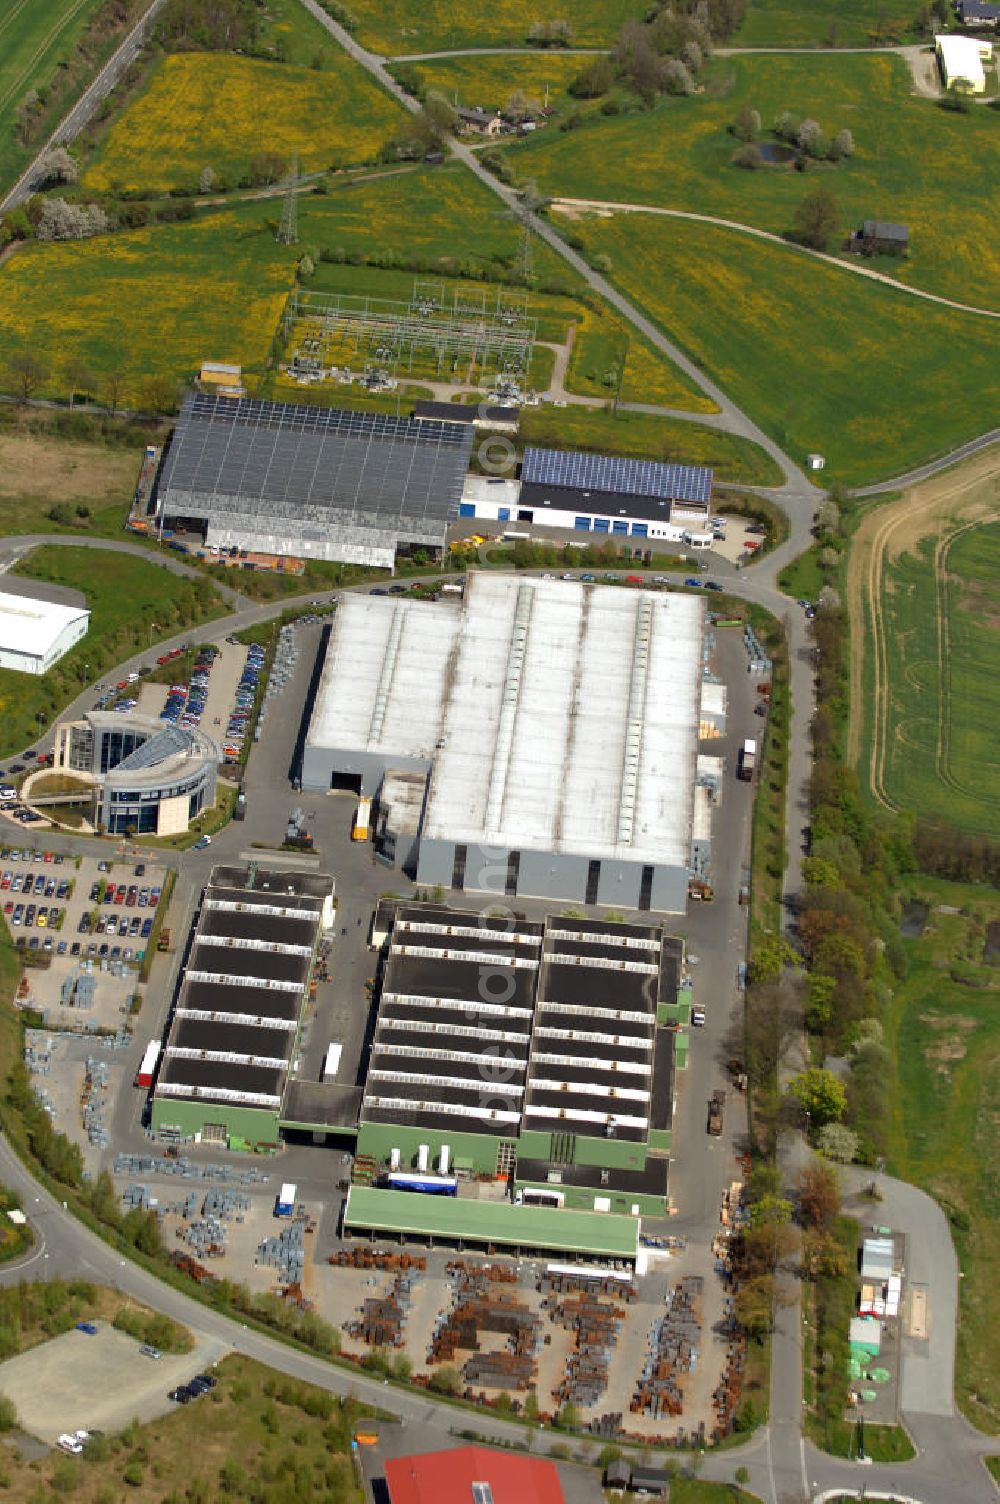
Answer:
[
  {"left": 344, "top": 1184, "right": 640, "bottom": 1257},
  {"left": 159, "top": 392, "right": 473, "bottom": 532}
]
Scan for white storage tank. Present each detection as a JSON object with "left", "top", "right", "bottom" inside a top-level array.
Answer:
[
  {"left": 389, "top": 1147, "right": 401, "bottom": 1172},
  {"left": 439, "top": 1144, "right": 451, "bottom": 1175},
  {"left": 417, "top": 1143, "right": 429, "bottom": 1173}
]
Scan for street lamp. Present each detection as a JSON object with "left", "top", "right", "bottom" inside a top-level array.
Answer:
[{"left": 148, "top": 622, "right": 159, "bottom": 650}]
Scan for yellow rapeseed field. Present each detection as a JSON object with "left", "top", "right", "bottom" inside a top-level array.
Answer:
[
  {"left": 84, "top": 52, "right": 404, "bottom": 193},
  {"left": 0, "top": 209, "right": 296, "bottom": 394}
]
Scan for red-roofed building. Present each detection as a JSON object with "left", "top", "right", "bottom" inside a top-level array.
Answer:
[{"left": 385, "top": 1447, "right": 565, "bottom": 1504}]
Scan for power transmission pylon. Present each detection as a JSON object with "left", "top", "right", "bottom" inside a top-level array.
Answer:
[{"left": 276, "top": 153, "right": 299, "bottom": 245}]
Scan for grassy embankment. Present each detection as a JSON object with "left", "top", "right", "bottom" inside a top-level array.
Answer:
[
  {"left": 561, "top": 213, "right": 1000, "bottom": 487},
  {"left": 0, "top": 546, "right": 225, "bottom": 759}
]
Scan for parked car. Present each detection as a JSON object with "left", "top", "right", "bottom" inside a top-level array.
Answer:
[{"left": 75, "top": 1322, "right": 98, "bottom": 1336}]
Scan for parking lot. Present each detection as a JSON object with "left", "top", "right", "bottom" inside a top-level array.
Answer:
[
  {"left": 1, "top": 849, "right": 169, "bottom": 1027},
  {"left": 0, "top": 1322, "right": 227, "bottom": 1444}
]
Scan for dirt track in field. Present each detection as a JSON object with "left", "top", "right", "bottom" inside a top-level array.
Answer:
[{"left": 846, "top": 447, "right": 1000, "bottom": 812}]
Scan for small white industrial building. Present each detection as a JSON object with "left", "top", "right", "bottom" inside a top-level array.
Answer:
[
  {"left": 303, "top": 575, "right": 710, "bottom": 912},
  {"left": 936, "top": 32, "right": 993, "bottom": 91},
  {"left": 0, "top": 590, "right": 89, "bottom": 676},
  {"left": 458, "top": 447, "right": 714, "bottom": 542}
]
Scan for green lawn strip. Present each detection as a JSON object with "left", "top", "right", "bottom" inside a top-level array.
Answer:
[
  {"left": 506, "top": 53, "right": 1000, "bottom": 308},
  {"left": 735, "top": 0, "right": 920, "bottom": 47},
  {"left": 884, "top": 878, "right": 1000, "bottom": 1432},
  {"left": 856, "top": 517, "right": 1000, "bottom": 837},
  {"left": 985, "top": 1457, "right": 1000, "bottom": 1485},
  {"left": 777, "top": 546, "right": 825, "bottom": 602},
  {"left": 520, "top": 405, "right": 781, "bottom": 485},
  {"left": 0, "top": 546, "right": 225, "bottom": 760},
  {"left": 341, "top": 0, "right": 643, "bottom": 52},
  {"left": 670, "top": 1484, "right": 763, "bottom": 1503},
  {"left": 562, "top": 212, "right": 1000, "bottom": 486},
  {"left": 803, "top": 1214, "right": 861, "bottom": 1455}
]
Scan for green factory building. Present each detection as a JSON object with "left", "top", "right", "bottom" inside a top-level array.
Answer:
[
  {"left": 150, "top": 864, "right": 335, "bottom": 1150},
  {"left": 343, "top": 904, "right": 684, "bottom": 1257}
]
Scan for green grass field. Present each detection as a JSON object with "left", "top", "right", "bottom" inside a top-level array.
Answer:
[
  {"left": 393, "top": 52, "right": 584, "bottom": 120},
  {"left": 508, "top": 54, "right": 1000, "bottom": 307},
  {"left": 0, "top": 165, "right": 716, "bottom": 419},
  {"left": 0, "top": 546, "right": 224, "bottom": 759},
  {"left": 520, "top": 404, "right": 781, "bottom": 484},
  {"left": 83, "top": 51, "right": 405, "bottom": 194},
  {"left": 345, "top": 0, "right": 643, "bottom": 53},
  {"left": 562, "top": 212, "right": 1000, "bottom": 484},
  {"left": 861, "top": 518, "right": 1000, "bottom": 836},
  {"left": 886, "top": 879, "right": 1000, "bottom": 1430},
  {"left": 0, "top": 205, "right": 296, "bottom": 401},
  {"left": 735, "top": 0, "right": 918, "bottom": 45},
  {"left": 0, "top": 0, "right": 121, "bottom": 194}
]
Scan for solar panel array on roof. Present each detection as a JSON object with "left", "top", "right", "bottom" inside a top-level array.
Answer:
[
  {"left": 158, "top": 394, "right": 474, "bottom": 550},
  {"left": 522, "top": 446, "right": 712, "bottom": 505}
]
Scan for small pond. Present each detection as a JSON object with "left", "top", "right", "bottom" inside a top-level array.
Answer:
[
  {"left": 900, "top": 900, "right": 929, "bottom": 938},
  {"left": 758, "top": 142, "right": 797, "bottom": 164}
]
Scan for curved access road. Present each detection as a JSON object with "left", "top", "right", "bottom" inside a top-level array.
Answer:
[
  {"left": 0, "top": 532, "right": 252, "bottom": 611},
  {"left": 296, "top": 0, "right": 818, "bottom": 503},
  {"left": 549, "top": 198, "right": 1000, "bottom": 321},
  {"left": 852, "top": 427, "right": 1000, "bottom": 496}
]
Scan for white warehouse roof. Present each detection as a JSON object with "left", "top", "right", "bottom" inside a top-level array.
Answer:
[
  {"left": 309, "top": 576, "right": 705, "bottom": 869},
  {"left": 308, "top": 594, "right": 460, "bottom": 761},
  {"left": 935, "top": 33, "right": 990, "bottom": 91},
  {"left": 424, "top": 576, "right": 704, "bottom": 866},
  {"left": 0, "top": 593, "right": 90, "bottom": 659}
]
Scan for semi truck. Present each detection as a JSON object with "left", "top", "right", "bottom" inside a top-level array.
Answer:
[
  {"left": 352, "top": 797, "right": 371, "bottom": 841},
  {"left": 737, "top": 738, "right": 757, "bottom": 782},
  {"left": 136, "top": 1041, "right": 160, "bottom": 1089},
  {"left": 708, "top": 1090, "right": 725, "bottom": 1136},
  {"left": 275, "top": 1183, "right": 296, "bottom": 1218}
]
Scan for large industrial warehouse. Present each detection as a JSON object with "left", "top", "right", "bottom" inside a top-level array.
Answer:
[
  {"left": 155, "top": 393, "right": 474, "bottom": 568},
  {"left": 302, "top": 574, "right": 711, "bottom": 912},
  {"left": 150, "top": 865, "right": 335, "bottom": 1149},
  {"left": 343, "top": 903, "right": 685, "bottom": 1262}
]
